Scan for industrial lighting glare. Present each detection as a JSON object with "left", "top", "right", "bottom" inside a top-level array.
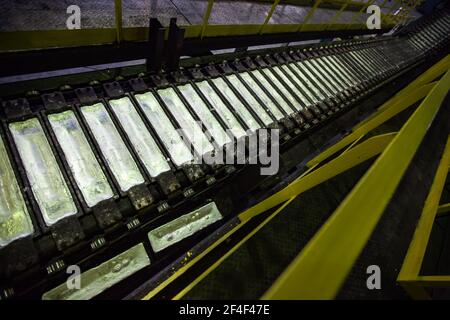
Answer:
[{"left": 9, "top": 118, "right": 77, "bottom": 226}]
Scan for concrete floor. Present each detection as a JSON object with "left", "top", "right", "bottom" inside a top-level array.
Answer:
[{"left": 0, "top": 0, "right": 412, "bottom": 31}]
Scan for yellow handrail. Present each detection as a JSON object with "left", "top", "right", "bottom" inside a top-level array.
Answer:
[{"left": 262, "top": 67, "right": 450, "bottom": 300}]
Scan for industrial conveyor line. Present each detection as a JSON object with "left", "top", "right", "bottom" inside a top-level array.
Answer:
[{"left": 0, "top": 10, "right": 449, "bottom": 300}]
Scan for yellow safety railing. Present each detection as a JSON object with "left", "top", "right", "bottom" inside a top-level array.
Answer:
[
  {"left": 0, "top": 0, "right": 417, "bottom": 52},
  {"left": 397, "top": 135, "right": 450, "bottom": 299},
  {"left": 141, "top": 54, "right": 450, "bottom": 300}
]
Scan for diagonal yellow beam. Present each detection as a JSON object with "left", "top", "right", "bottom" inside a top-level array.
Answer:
[
  {"left": 142, "top": 55, "right": 450, "bottom": 301},
  {"left": 262, "top": 69, "right": 450, "bottom": 300}
]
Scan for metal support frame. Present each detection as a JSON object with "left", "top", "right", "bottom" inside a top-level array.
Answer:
[{"left": 0, "top": 0, "right": 443, "bottom": 301}]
